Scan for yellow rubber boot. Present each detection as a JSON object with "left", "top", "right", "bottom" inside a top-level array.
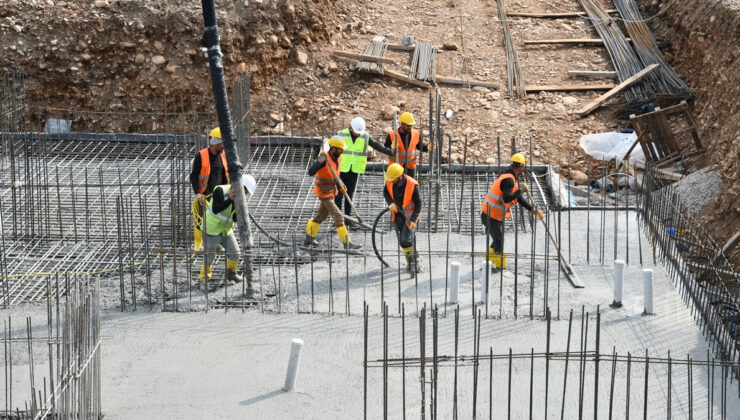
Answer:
[
  {"left": 402, "top": 246, "right": 414, "bottom": 266},
  {"left": 193, "top": 228, "right": 203, "bottom": 253},
  {"left": 337, "top": 225, "right": 362, "bottom": 250},
  {"left": 199, "top": 265, "right": 212, "bottom": 284},
  {"left": 304, "top": 219, "right": 320, "bottom": 246},
  {"left": 226, "top": 258, "right": 243, "bottom": 282},
  {"left": 491, "top": 253, "right": 507, "bottom": 270}
]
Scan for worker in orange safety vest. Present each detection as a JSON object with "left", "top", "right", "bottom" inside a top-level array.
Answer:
[
  {"left": 190, "top": 127, "right": 230, "bottom": 253},
  {"left": 384, "top": 163, "right": 423, "bottom": 273},
  {"left": 384, "top": 112, "right": 436, "bottom": 179}
]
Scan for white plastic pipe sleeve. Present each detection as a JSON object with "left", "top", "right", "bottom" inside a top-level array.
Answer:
[
  {"left": 283, "top": 338, "right": 304, "bottom": 391},
  {"left": 642, "top": 268, "right": 654, "bottom": 315},
  {"left": 450, "top": 262, "right": 460, "bottom": 304},
  {"left": 612, "top": 260, "right": 625, "bottom": 308}
]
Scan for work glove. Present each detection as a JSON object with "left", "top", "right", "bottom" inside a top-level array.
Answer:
[
  {"left": 429, "top": 142, "right": 437, "bottom": 150},
  {"left": 519, "top": 182, "right": 529, "bottom": 193},
  {"left": 388, "top": 203, "right": 399, "bottom": 213},
  {"left": 534, "top": 209, "right": 544, "bottom": 219},
  {"left": 317, "top": 153, "right": 327, "bottom": 164},
  {"left": 195, "top": 193, "right": 204, "bottom": 201},
  {"left": 407, "top": 221, "right": 416, "bottom": 230},
  {"left": 339, "top": 186, "right": 347, "bottom": 194}
]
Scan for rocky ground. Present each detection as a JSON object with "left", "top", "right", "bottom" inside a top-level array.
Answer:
[{"left": 0, "top": 0, "right": 737, "bottom": 257}]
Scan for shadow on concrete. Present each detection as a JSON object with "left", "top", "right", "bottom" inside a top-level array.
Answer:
[{"left": 239, "top": 388, "right": 284, "bottom": 406}]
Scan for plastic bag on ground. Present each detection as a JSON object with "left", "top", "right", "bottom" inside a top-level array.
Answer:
[{"left": 579, "top": 131, "right": 645, "bottom": 163}]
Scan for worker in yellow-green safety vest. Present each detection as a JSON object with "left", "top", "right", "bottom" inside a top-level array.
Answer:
[
  {"left": 200, "top": 174, "right": 257, "bottom": 286},
  {"left": 334, "top": 117, "right": 393, "bottom": 227}
]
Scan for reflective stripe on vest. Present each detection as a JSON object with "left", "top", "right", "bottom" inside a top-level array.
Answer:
[
  {"left": 197, "top": 148, "right": 230, "bottom": 194},
  {"left": 386, "top": 175, "right": 419, "bottom": 222},
  {"left": 387, "top": 129, "right": 420, "bottom": 169},
  {"left": 312, "top": 154, "right": 340, "bottom": 198},
  {"left": 480, "top": 173, "right": 518, "bottom": 221},
  {"left": 338, "top": 129, "right": 370, "bottom": 174},
  {"left": 202, "top": 185, "right": 236, "bottom": 236}
]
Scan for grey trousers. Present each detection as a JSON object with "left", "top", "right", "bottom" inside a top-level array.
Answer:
[
  {"left": 203, "top": 233, "right": 240, "bottom": 267},
  {"left": 394, "top": 217, "right": 415, "bottom": 248}
]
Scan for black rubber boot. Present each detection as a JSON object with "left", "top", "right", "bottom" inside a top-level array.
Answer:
[{"left": 303, "top": 234, "right": 320, "bottom": 247}]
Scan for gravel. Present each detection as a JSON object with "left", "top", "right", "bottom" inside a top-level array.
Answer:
[{"left": 673, "top": 167, "right": 722, "bottom": 213}]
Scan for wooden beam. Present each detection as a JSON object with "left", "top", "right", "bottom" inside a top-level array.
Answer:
[
  {"left": 331, "top": 51, "right": 395, "bottom": 65},
  {"left": 524, "top": 38, "right": 631, "bottom": 45},
  {"left": 568, "top": 70, "right": 618, "bottom": 79},
  {"left": 435, "top": 75, "right": 500, "bottom": 90},
  {"left": 507, "top": 9, "right": 617, "bottom": 18},
  {"left": 382, "top": 69, "right": 431, "bottom": 88},
  {"left": 525, "top": 84, "right": 615, "bottom": 92},
  {"left": 576, "top": 64, "right": 660, "bottom": 117}
]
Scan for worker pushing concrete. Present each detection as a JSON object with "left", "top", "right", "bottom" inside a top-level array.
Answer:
[
  {"left": 199, "top": 174, "right": 257, "bottom": 286},
  {"left": 334, "top": 117, "right": 393, "bottom": 227},
  {"left": 384, "top": 112, "right": 436, "bottom": 179},
  {"left": 304, "top": 136, "right": 362, "bottom": 250},
  {"left": 480, "top": 153, "right": 544, "bottom": 271},
  {"left": 384, "top": 163, "right": 423, "bottom": 273},
  {"left": 190, "top": 127, "right": 230, "bottom": 253}
]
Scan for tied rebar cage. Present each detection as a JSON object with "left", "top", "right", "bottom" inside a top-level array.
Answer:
[
  {"left": 363, "top": 302, "right": 740, "bottom": 419},
  {"left": 3, "top": 276, "right": 102, "bottom": 419},
  {"left": 636, "top": 164, "right": 740, "bottom": 381}
]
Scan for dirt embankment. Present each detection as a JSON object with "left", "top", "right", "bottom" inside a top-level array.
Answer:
[
  {"left": 646, "top": 0, "right": 740, "bottom": 254},
  {"left": 0, "top": 0, "right": 340, "bottom": 104}
]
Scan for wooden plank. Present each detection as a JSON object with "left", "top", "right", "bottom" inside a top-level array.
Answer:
[
  {"left": 435, "top": 75, "right": 500, "bottom": 90},
  {"left": 507, "top": 9, "right": 617, "bottom": 18},
  {"left": 381, "top": 69, "right": 432, "bottom": 88},
  {"left": 386, "top": 44, "right": 453, "bottom": 52},
  {"left": 575, "top": 64, "right": 660, "bottom": 117},
  {"left": 332, "top": 51, "right": 395, "bottom": 65},
  {"left": 525, "top": 84, "right": 615, "bottom": 92},
  {"left": 568, "top": 70, "right": 618, "bottom": 79},
  {"left": 525, "top": 38, "right": 630, "bottom": 45}
]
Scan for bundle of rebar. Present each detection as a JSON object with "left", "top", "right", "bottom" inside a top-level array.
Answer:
[
  {"left": 356, "top": 41, "right": 388, "bottom": 74},
  {"left": 409, "top": 42, "right": 438, "bottom": 82},
  {"left": 613, "top": 0, "right": 695, "bottom": 105},
  {"left": 577, "top": 0, "right": 650, "bottom": 109},
  {"left": 496, "top": 0, "right": 526, "bottom": 98}
]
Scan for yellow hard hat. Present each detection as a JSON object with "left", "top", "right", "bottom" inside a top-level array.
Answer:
[
  {"left": 398, "top": 112, "right": 416, "bottom": 126},
  {"left": 510, "top": 153, "right": 526, "bottom": 166},
  {"left": 209, "top": 127, "right": 222, "bottom": 139},
  {"left": 328, "top": 136, "right": 346, "bottom": 149},
  {"left": 385, "top": 163, "right": 404, "bottom": 181}
]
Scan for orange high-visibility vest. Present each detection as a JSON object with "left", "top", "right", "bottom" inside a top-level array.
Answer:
[
  {"left": 387, "top": 129, "right": 420, "bottom": 169},
  {"left": 196, "top": 148, "right": 229, "bottom": 194},
  {"left": 313, "top": 154, "right": 341, "bottom": 198},
  {"left": 481, "top": 173, "right": 518, "bottom": 222},
  {"left": 386, "top": 175, "right": 419, "bottom": 223}
]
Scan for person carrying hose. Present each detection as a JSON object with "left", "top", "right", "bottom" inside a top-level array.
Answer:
[
  {"left": 190, "top": 127, "right": 230, "bottom": 253},
  {"left": 480, "top": 153, "right": 544, "bottom": 271},
  {"left": 384, "top": 112, "right": 436, "bottom": 179},
  {"left": 384, "top": 163, "right": 422, "bottom": 273},
  {"left": 200, "top": 174, "right": 257, "bottom": 286},
  {"left": 304, "top": 136, "right": 362, "bottom": 250}
]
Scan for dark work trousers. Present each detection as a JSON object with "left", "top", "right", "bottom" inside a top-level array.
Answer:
[
  {"left": 334, "top": 170, "right": 359, "bottom": 216},
  {"left": 481, "top": 212, "right": 504, "bottom": 252},
  {"left": 394, "top": 217, "right": 415, "bottom": 248}
]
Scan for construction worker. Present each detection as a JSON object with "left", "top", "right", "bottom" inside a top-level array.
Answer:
[
  {"left": 334, "top": 117, "right": 393, "bottom": 227},
  {"left": 200, "top": 174, "right": 257, "bottom": 286},
  {"left": 384, "top": 163, "right": 423, "bottom": 273},
  {"left": 304, "top": 136, "right": 362, "bottom": 250},
  {"left": 384, "top": 111, "right": 435, "bottom": 179},
  {"left": 190, "top": 127, "right": 230, "bottom": 253},
  {"left": 480, "top": 153, "right": 544, "bottom": 270}
]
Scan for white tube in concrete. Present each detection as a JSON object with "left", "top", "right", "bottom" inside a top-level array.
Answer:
[
  {"left": 611, "top": 260, "right": 625, "bottom": 308},
  {"left": 283, "top": 338, "right": 304, "bottom": 392},
  {"left": 450, "top": 262, "right": 460, "bottom": 304},
  {"left": 642, "top": 268, "right": 654, "bottom": 315}
]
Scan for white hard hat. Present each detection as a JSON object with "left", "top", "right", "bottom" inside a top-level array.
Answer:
[
  {"left": 350, "top": 117, "right": 366, "bottom": 134},
  {"left": 242, "top": 174, "right": 257, "bottom": 194}
]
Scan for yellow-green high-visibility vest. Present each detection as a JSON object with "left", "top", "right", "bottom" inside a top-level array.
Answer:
[
  {"left": 338, "top": 128, "right": 370, "bottom": 174},
  {"left": 201, "top": 185, "right": 236, "bottom": 236}
]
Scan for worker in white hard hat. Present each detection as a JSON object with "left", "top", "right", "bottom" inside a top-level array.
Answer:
[
  {"left": 334, "top": 116, "right": 393, "bottom": 227},
  {"left": 190, "top": 127, "right": 230, "bottom": 253},
  {"left": 384, "top": 111, "right": 436, "bottom": 179},
  {"left": 200, "top": 174, "right": 257, "bottom": 286}
]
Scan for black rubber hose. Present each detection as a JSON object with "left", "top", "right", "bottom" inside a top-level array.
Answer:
[{"left": 372, "top": 208, "right": 391, "bottom": 268}]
